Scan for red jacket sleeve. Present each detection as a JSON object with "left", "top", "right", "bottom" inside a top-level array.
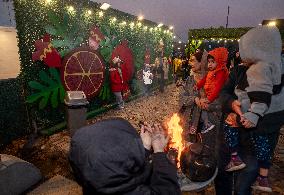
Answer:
[
  {"left": 109, "top": 69, "right": 122, "bottom": 84},
  {"left": 196, "top": 74, "right": 207, "bottom": 90},
  {"left": 207, "top": 70, "right": 228, "bottom": 103}
]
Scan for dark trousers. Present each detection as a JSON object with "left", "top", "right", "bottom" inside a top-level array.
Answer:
[
  {"left": 143, "top": 84, "right": 151, "bottom": 95},
  {"left": 224, "top": 123, "right": 275, "bottom": 169},
  {"left": 215, "top": 125, "right": 258, "bottom": 195}
]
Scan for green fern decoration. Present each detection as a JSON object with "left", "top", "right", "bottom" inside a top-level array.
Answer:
[
  {"left": 45, "top": 10, "right": 84, "bottom": 57},
  {"left": 26, "top": 68, "right": 66, "bottom": 109},
  {"left": 98, "top": 65, "right": 112, "bottom": 101}
]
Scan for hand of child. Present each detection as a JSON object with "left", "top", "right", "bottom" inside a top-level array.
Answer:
[
  {"left": 240, "top": 116, "right": 256, "bottom": 128},
  {"left": 195, "top": 97, "right": 201, "bottom": 107},
  {"left": 140, "top": 122, "right": 153, "bottom": 150},
  {"left": 225, "top": 113, "right": 239, "bottom": 127},
  {"left": 151, "top": 123, "right": 169, "bottom": 153}
]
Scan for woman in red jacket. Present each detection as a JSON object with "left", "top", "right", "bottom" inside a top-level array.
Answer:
[
  {"left": 195, "top": 47, "right": 229, "bottom": 132},
  {"left": 109, "top": 56, "right": 128, "bottom": 109}
]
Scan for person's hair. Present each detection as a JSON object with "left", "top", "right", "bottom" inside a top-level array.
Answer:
[
  {"left": 193, "top": 51, "right": 203, "bottom": 62},
  {"left": 207, "top": 54, "right": 215, "bottom": 61}
]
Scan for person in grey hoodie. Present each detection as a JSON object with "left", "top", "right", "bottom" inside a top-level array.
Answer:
[{"left": 221, "top": 25, "right": 284, "bottom": 192}]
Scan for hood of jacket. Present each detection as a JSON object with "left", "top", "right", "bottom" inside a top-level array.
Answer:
[
  {"left": 69, "top": 118, "right": 150, "bottom": 194},
  {"left": 239, "top": 25, "right": 282, "bottom": 85},
  {"left": 208, "top": 47, "right": 229, "bottom": 75}
]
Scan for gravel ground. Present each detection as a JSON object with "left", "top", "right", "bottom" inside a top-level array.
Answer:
[{"left": 2, "top": 84, "right": 284, "bottom": 194}]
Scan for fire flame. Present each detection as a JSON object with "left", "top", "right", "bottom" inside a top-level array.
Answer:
[{"left": 167, "top": 113, "right": 184, "bottom": 167}]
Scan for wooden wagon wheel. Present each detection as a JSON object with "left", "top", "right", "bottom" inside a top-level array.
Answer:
[{"left": 61, "top": 47, "right": 105, "bottom": 99}]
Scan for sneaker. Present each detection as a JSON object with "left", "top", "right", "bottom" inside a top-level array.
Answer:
[
  {"left": 251, "top": 176, "right": 272, "bottom": 192},
  {"left": 201, "top": 122, "right": 215, "bottom": 134},
  {"left": 225, "top": 155, "right": 246, "bottom": 172}
]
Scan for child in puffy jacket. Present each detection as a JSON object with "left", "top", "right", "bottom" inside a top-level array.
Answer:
[
  {"left": 194, "top": 47, "right": 229, "bottom": 133},
  {"left": 222, "top": 26, "right": 284, "bottom": 192}
]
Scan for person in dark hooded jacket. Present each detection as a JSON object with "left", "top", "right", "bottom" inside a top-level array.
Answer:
[{"left": 69, "top": 118, "right": 181, "bottom": 195}]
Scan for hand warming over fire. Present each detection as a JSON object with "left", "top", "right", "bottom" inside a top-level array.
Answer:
[
  {"left": 140, "top": 122, "right": 152, "bottom": 150},
  {"left": 152, "top": 123, "right": 169, "bottom": 153}
]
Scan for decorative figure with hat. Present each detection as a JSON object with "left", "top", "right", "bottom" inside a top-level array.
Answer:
[
  {"left": 109, "top": 56, "right": 127, "bottom": 109},
  {"left": 142, "top": 48, "right": 153, "bottom": 96},
  {"left": 142, "top": 63, "right": 153, "bottom": 96}
]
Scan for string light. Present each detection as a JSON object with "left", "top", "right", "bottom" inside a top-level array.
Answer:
[
  {"left": 100, "top": 3, "right": 111, "bottom": 10},
  {"left": 68, "top": 6, "right": 74, "bottom": 12},
  {"left": 45, "top": 0, "right": 52, "bottom": 4},
  {"left": 98, "top": 11, "right": 104, "bottom": 17},
  {"left": 138, "top": 15, "right": 144, "bottom": 21},
  {"left": 50, "top": 4, "right": 172, "bottom": 39},
  {"left": 268, "top": 21, "right": 276, "bottom": 26},
  {"left": 87, "top": 10, "right": 92, "bottom": 15},
  {"left": 157, "top": 23, "right": 163, "bottom": 27}
]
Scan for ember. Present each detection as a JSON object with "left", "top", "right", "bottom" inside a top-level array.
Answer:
[{"left": 167, "top": 113, "right": 185, "bottom": 168}]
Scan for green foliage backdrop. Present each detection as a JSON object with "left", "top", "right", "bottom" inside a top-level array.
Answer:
[
  {"left": 13, "top": 0, "right": 173, "bottom": 131},
  {"left": 188, "top": 27, "right": 252, "bottom": 40}
]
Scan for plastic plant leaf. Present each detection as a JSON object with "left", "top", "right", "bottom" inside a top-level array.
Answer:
[
  {"left": 59, "top": 86, "right": 65, "bottom": 102},
  {"left": 49, "top": 68, "right": 61, "bottom": 83},
  {"left": 28, "top": 81, "right": 45, "bottom": 90},
  {"left": 51, "top": 39, "right": 67, "bottom": 48},
  {"left": 59, "top": 49, "right": 70, "bottom": 58},
  {"left": 26, "top": 68, "right": 66, "bottom": 109},
  {"left": 45, "top": 25, "right": 57, "bottom": 36},
  {"left": 39, "top": 92, "right": 50, "bottom": 109},
  {"left": 39, "top": 70, "right": 57, "bottom": 86},
  {"left": 45, "top": 10, "right": 86, "bottom": 57},
  {"left": 51, "top": 87, "right": 59, "bottom": 108},
  {"left": 26, "top": 93, "right": 42, "bottom": 103}
]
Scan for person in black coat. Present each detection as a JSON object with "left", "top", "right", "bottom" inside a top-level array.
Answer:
[{"left": 69, "top": 118, "right": 181, "bottom": 195}]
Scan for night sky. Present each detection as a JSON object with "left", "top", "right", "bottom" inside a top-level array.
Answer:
[
  {"left": 92, "top": 0, "right": 284, "bottom": 42},
  {"left": 1, "top": 1, "right": 284, "bottom": 42}
]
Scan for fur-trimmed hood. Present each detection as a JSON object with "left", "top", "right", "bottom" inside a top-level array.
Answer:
[{"left": 239, "top": 26, "right": 282, "bottom": 85}]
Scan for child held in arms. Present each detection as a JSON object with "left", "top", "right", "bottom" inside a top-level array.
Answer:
[
  {"left": 194, "top": 47, "right": 229, "bottom": 132},
  {"left": 223, "top": 26, "right": 284, "bottom": 192}
]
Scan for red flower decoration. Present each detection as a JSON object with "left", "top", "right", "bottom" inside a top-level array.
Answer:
[{"left": 32, "top": 34, "right": 62, "bottom": 68}]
